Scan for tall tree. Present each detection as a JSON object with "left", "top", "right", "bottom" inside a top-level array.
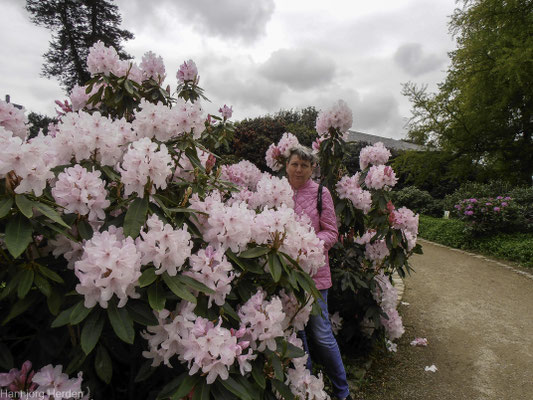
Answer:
[
  {"left": 403, "top": 0, "right": 533, "bottom": 185},
  {"left": 26, "top": 0, "right": 133, "bottom": 92}
]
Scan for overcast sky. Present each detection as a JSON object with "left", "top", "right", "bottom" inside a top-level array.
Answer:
[{"left": 0, "top": 0, "right": 458, "bottom": 139}]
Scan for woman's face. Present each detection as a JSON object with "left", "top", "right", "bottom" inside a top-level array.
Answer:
[{"left": 286, "top": 155, "right": 314, "bottom": 189}]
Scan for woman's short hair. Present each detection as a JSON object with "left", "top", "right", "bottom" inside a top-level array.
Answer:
[{"left": 287, "top": 146, "right": 317, "bottom": 165}]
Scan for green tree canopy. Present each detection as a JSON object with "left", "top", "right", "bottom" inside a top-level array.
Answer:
[
  {"left": 26, "top": 0, "right": 133, "bottom": 92},
  {"left": 403, "top": 0, "right": 533, "bottom": 185}
]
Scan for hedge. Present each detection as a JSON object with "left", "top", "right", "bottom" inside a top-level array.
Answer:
[{"left": 418, "top": 215, "right": 533, "bottom": 267}]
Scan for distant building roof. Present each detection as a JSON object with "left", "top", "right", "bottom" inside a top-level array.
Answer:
[{"left": 345, "top": 130, "right": 425, "bottom": 151}]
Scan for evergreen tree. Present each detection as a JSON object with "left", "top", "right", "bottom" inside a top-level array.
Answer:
[{"left": 26, "top": 0, "right": 133, "bottom": 92}]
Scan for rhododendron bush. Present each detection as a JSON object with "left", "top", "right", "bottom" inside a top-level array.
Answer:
[
  {"left": 0, "top": 43, "right": 330, "bottom": 400},
  {"left": 265, "top": 102, "right": 422, "bottom": 354}
]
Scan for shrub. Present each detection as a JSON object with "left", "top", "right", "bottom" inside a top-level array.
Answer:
[
  {"left": 453, "top": 196, "right": 520, "bottom": 235},
  {"left": 390, "top": 186, "right": 442, "bottom": 217}
]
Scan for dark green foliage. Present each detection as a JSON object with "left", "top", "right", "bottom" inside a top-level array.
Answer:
[
  {"left": 27, "top": 112, "right": 57, "bottom": 138},
  {"left": 419, "top": 215, "right": 533, "bottom": 267},
  {"left": 26, "top": 0, "right": 133, "bottom": 91},
  {"left": 390, "top": 186, "right": 443, "bottom": 217},
  {"left": 403, "top": 0, "right": 533, "bottom": 186}
]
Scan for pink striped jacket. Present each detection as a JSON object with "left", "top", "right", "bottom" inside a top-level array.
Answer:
[{"left": 292, "top": 179, "right": 338, "bottom": 290}]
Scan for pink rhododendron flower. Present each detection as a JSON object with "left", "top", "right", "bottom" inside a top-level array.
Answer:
[
  {"left": 315, "top": 100, "right": 353, "bottom": 137},
  {"left": 0, "top": 100, "right": 28, "bottom": 140},
  {"left": 364, "top": 165, "right": 398, "bottom": 190},
  {"left": 329, "top": 311, "right": 343, "bottom": 335},
  {"left": 248, "top": 175, "right": 294, "bottom": 209},
  {"left": 390, "top": 207, "right": 419, "bottom": 235},
  {"left": 279, "top": 289, "right": 313, "bottom": 331},
  {"left": 336, "top": 173, "right": 372, "bottom": 213},
  {"left": 140, "top": 51, "right": 166, "bottom": 82},
  {"left": 359, "top": 142, "right": 391, "bottom": 170},
  {"left": 32, "top": 365, "right": 83, "bottom": 399},
  {"left": 75, "top": 226, "right": 142, "bottom": 308},
  {"left": 184, "top": 246, "right": 236, "bottom": 307},
  {"left": 52, "top": 164, "right": 110, "bottom": 221},
  {"left": 265, "top": 132, "right": 300, "bottom": 171},
  {"left": 218, "top": 104, "right": 233, "bottom": 119},
  {"left": 119, "top": 137, "right": 173, "bottom": 197},
  {"left": 87, "top": 40, "right": 120, "bottom": 76},
  {"left": 136, "top": 214, "right": 193, "bottom": 276},
  {"left": 220, "top": 160, "right": 264, "bottom": 190},
  {"left": 177, "top": 59, "right": 198, "bottom": 83}
]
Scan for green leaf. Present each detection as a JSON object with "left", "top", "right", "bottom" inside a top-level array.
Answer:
[
  {"left": 51, "top": 303, "right": 78, "bottom": 328},
  {"left": 192, "top": 380, "right": 211, "bottom": 400},
  {"left": 107, "top": 301, "right": 135, "bottom": 344},
  {"left": 219, "top": 376, "right": 253, "bottom": 400},
  {"left": 0, "top": 197, "right": 13, "bottom": 219},
  {"left": 221, "top": 302, "right": 240, "bottom": 322},
  {"left": 162, "top": 273, "right": 197, "bottom": 303},
  {"left": 69, "top": 301, "right": 92, "bottom": 325},
  {"left": 271, "top": 379, "right": 295, "bottom": 400},
  {"left": 95, "top": 344, "right": 113, "bottom": 384},
  {"left": 38, "top": 265, "right": 64, "bottom": 284},
  {"left": 17, "top": 269, "right": 34, "bottom": 299},
  {"left": 282, "top": 342, "right": 306, "bottom": 359},
  {"left": 123, "top": 197, "right": 149, "bottom": 238},
  {"left": 270, "top": 353, "right": 283, "bottom": 381},
  {"left": 134, "top": 360, "right": 155, "bottom": 383},
  {"left": 156, "top": 373, "right": 186, "bottom": 400},
  {"left": 251, "top": 358, "right": 266, "bottom": 389},
  {"left": 238, "top": 246, "right": 270, "bottom": 259},
  {"left": 2, "top": 293, "right": 38, "bottom": 325},
  {"left": 268, "top": 253, "right": 282, "bottom": 283},
  {"left": 47, "top": 290, "right": 62, "bottom": 315},
  {"left": 33, "top": 201, "right": 69, "bottom": 228},
  {"left": 0, "top": 342, "right": 14, "bottom": 370},
  {"left": 77, "top": 219, "right": 93, "bottom": 240},
  {"left": 126, "top": 301, "right": 159, "bottom": 326},
  {"left": 81, "top": 310, "right": 104, "bottom": 355},
  {"left": 5, "top": 213, "right": 33, "bottom": 258},
  {"left": 15, "top": 195, "right": 34, "bottom": 218},
  {"left": 139, "top": 267, "right": 157, "bottom": 287},
  {"left": 148, "top": 281, "right": 166, "bottom": 311},
  {"left": 66, "top": 349, "right": 86, "bottom": 375},
  {"left": 34, "top": 273, "right": 51, "bottom": 297},
  {"left": 176, "top": 275, "right": 215, "bottom": 294},
  {"left": 170, "top": 374, "right": 202, "bottom": 400}
]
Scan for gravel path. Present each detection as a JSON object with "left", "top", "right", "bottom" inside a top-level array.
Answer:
[{"left": 354, "top": 240, "right": 533, "bottom": 400}]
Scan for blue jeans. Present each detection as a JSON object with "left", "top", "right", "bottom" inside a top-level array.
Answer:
[{"left": 299, "top": 289, "right": 349, "bottom": 399}]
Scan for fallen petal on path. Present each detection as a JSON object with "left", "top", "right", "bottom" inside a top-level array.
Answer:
[{"left": 424, "top": 365, "right": 438, "bottom": 372}]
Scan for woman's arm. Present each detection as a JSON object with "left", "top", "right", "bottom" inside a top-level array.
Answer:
[{"left": 317, "top": 187, "right": 338, "bottom": 250}]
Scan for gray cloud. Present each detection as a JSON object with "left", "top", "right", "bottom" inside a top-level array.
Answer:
[
  {"left": 116, "top": 0, "right": 274, "bottom": 43},
  {"left": 258, "top": 48, "right": 336, "bottom": 90},
  {"left": 393, "top": 43, "right": 446, "bottom": 76}
]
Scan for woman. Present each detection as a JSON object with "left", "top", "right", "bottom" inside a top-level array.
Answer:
[{"left": 285, "top": 146, "right": 352, "bottom": 400}]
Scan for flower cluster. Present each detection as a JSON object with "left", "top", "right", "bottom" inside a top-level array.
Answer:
[
  {"left": 0, "top": 100, "right": 28, "bottom": 140},
  {"left": 74, "top": 226, "right": 142, "bottom": 308},
  {"left": 0, "top": 128, "right": 57, "bottom": 196},
  {"left": 389, "top": 206, "right": 419, "bottom": 236},
  {"left": 220, "top": 160, "right": 264, "bottom": 190},
  {"left": 142, "top": 302, "right": 255, "bottom": 384},
  {"left": 54, "top": 111, "right": 133, "bottom": 166},
  {"left": 315, "top": 100, "right": 352, "bottom": 137},
  {"left": 284, "top": 333, "right": 329, "bottom": 400},
  {"left": 364, "top": 165, "right": 397, "bottom": 190},
  {"left": 0, "top": 361, "right": 86, "bottom": 400},
  {"left": 238, "top": 289, "right": 285, "bottom": 352},
  {"left": 279, "top": 289, "right": 313, "bottom": 331},
  {"left": 453, "top": 195, "right": 514, "bottom": 234},
  {"left": 140, "top": 51, "right": 166, "bottom": 82},
  {"left": 248, "top": 175, "right": 294, "bottom": 209},
  {"left": 359, "top": 141, "right": 391, "bottom": 170},
  {"left": 86, "top": 41, "right": 143, "bottom": 83},
  {"left": 133, "top": 98, "right": 204, "bottom": 141},
  {"left": 265, "top": 132, "right": 300, "bottom": 171},
  {"left": 177, "top": 59, "right": 198, "bottom": 83},
  {"left": 218, "top": 104, "right": 233, "bottom": 119},
  {"left": 355, "top": 230, "right": 390, "bottom": 267},
  {"left": 119, "top": 137, "right": 173, "bottom": 197},
  {"left": 136, "top": 215, "right": 193, "bottom": 276},
  {"left": 336, "top": 173, "right": 372, "bottom": 213},
  {"left": 372, "top": 272, "right": 404, "bottom": 340},
  {"left": 184, "top": 246, "right": 236, "bottom": 307},
  {"left": 51, "top": 165, "right": 110, "bottom": 221}
]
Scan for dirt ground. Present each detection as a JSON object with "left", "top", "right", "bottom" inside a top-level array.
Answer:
[{"left": 353, "top": 240, "right": 533, "bottom": 400}]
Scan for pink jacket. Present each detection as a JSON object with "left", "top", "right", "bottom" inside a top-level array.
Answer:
[{"left": 292, "top": 179, "right": 338, "bottom": 290}]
